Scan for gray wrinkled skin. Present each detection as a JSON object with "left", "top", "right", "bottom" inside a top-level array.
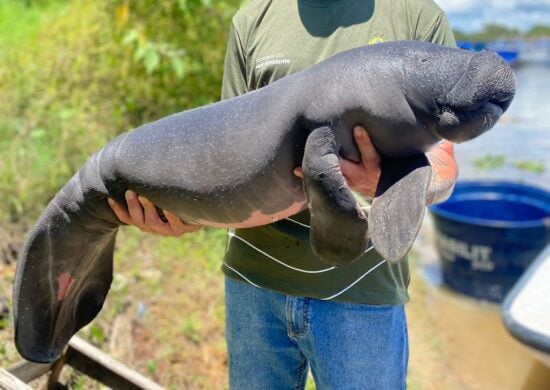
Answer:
[{"left": 13, "top": 41, "right": 515, "bottom": 363}]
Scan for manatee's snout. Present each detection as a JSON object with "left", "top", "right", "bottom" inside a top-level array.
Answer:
[
  {"left": 437, "top": 50, "right": 516, "bottom": 142},
  {"left": 447, "top": 50, "right": 515, "bottom": 110}
]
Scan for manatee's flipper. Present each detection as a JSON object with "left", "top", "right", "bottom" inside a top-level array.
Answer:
[
  {"left": 302, "top": 126, "right": 368, "bottom": 266},
  {"left": 13, "top": 154, "right": 120, "bottom": 363},
  {"left": 368, "top": 154, "right": 432, "bottom": 263}
]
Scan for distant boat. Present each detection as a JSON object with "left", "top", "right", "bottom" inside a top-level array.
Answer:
[
  {"left": 457, "top": 40, "right": 519, "bottom": 65},
  {"left": 494, "top": 50, "right": 519, "bottom": 64},
  {"left": 487, "top": 40, "right": 519, "bottom": 65},
  {"left": 457, "top": 40, "right": 487, "bottom": 52}
]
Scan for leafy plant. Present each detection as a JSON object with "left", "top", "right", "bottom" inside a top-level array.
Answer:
[
  {"left": 472, "top": 155, "right": 507, "bottom": 171},
  {"left": 89, "top": 324, "right": 107, "bottom": 345},
  {"left": 472, "top": 155, "right": 546, "bottom": 174},
  {"left": 146, "top": 359, "right": 158, "bottom": 375},
  {"left": 181, "top": 315, "right": 203, "bottom": 344},
  {"left": 513, "top": 160, "right": 545, "bottom": 173}
]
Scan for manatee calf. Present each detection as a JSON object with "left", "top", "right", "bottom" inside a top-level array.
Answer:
[{"left": 13, "top": 41, "right": 515, "bottom": 362}]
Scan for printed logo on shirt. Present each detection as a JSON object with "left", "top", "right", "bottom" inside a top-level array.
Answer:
[
  {"left": 368, "top": 33, "right": 385, "bottom": 45},
  {"left": 255, "top": 52, "right": 291, "bottom": 70}
]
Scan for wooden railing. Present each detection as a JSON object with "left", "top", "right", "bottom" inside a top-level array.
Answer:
[{"left": 0, "top": 336, "right": 164, "bottom": 389}]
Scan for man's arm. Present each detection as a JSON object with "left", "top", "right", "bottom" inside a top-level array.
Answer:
[{"left": 221, "top": 21, "right": 248, "bottom": 100}]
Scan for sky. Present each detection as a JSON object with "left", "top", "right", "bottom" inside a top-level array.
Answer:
[{"left": 435, "top": 0, "right": 550, "bottom": 32}]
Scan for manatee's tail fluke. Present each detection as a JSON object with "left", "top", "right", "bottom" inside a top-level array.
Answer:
[
  {"left": 13, "top": 154, "right": 120, "bottom": 363},
  {"left": 369, "top": 155, "right": 432, "bottom": 263}
]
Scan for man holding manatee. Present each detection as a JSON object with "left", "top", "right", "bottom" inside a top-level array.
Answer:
[{"left": 109, "top": 0, "right": 459, "bottom": 388}]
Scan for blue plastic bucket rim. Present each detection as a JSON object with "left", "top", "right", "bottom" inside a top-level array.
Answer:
[{"left": 429, "top": 180, "right": 550, "bottom": 229}]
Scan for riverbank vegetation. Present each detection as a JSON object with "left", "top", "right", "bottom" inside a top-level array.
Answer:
[
  {"left": 0, "top": 0, "right": 239, "bottom": 223},
  {"left": 454, "top": 23, "right": 550, "bottom": 42}
]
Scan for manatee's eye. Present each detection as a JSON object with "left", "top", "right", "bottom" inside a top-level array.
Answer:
[{"left": 420, "top": 57, "right": 429, "bottom": 63}]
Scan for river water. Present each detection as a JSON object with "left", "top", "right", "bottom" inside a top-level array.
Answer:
[
  {"left": 411, "top": 61, "right": 550, "bottom": 390},
  {"left": 454, "top": 61, "right": 550, "bottom": 187}
]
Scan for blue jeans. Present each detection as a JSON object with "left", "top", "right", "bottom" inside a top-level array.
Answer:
[{"left": 225, "top": 277, "right": 409, "bottom": 390}]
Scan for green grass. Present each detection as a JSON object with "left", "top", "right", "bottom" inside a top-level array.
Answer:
[{"left": 0, "top": 0, "right": 65, "bottom": 46}]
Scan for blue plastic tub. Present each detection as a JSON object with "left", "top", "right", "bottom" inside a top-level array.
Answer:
[{"left": 429, "top": 181, "right": 550, "bottom": 302}]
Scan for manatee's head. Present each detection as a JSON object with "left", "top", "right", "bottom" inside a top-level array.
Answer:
[
  {"left": 401, "top": 42, "right": 516, "bottom": 142},
  {"left": 13, "top": 217, "right": 115, "bottom": 363}
]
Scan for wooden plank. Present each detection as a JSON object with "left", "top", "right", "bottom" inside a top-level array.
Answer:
[
  {"left": 0, "top": 368, "right": 32, "bottom": 390},
  {"left": 45, "top": 382, "right": 67, "bottom": 390},
  {"left": 46, "top": 352, "right": 68, "bottom": 390},
  {"left": 66, "top": 337, "right": 164, "bottom": 390},
  {"left": 7, "top": 360, "right": 53, "bottom": 383}
]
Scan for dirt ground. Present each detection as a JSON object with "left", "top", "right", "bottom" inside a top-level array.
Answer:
[
  {"left": 406, "top": 222, "right": 550, "bottom": 390},
  {"left": 406, "top": 267, "right": 550, "bottom": 390}
]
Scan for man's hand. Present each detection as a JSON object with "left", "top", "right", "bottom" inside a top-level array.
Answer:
[
  {"left": 339, "top": 127, "right": 381, "bottom": 197},
  {"left": 108, "top": 190, "right": 202, "bottom": 237},
  {"left": 294, "top": 126, "right": 381, "bottom": 198},
  {"left": 293, "top": 127, "right": 458, "bottom": 204}
]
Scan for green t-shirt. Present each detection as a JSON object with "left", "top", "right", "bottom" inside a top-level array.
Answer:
[{"left": 221, "top": 0, "right": 455, "bottom": 304}]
